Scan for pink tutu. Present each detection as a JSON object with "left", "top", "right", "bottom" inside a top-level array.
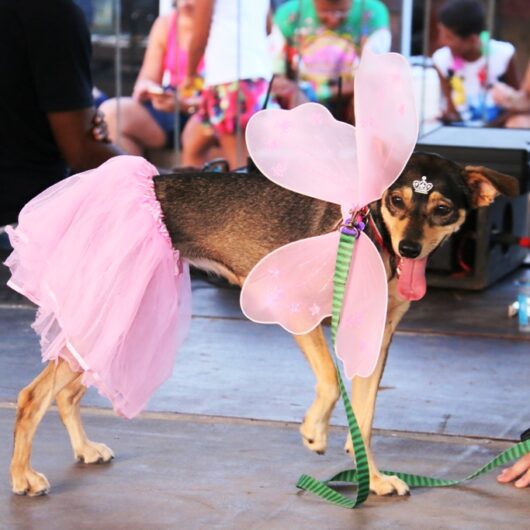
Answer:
[{"left": 5, "top": 156, "right": 191, "bottom": 419}]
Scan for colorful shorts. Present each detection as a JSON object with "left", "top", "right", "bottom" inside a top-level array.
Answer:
[{"left": 198, "top": 78, "right": 272, "bottom": 135}]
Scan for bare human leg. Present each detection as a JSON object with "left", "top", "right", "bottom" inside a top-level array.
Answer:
[{"left": 99, "top": 97, "right": 166, "bottom": 155}]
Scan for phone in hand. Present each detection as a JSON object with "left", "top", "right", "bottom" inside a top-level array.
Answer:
[
  {"left": 147, "top": 84, "right": 165, "bottom": 95},
  {"left": 147, "top": 84, "right": 175, "bottom": 96}
]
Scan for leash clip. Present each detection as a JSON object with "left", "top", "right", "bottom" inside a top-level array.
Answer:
[{"left": 341, "top": 206, "right": 369, "bottom": 238}]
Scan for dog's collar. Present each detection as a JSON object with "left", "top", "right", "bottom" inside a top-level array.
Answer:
[
  {"left": 367, "top": 212, "right": 387, "bottom": 253},
  {"left": 334, "top": 211, "right": 390, "bottom": 256},
  {"left": 367, "top": 212, "right": 402, "bottom": 279}
]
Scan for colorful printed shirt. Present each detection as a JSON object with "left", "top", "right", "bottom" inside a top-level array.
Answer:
[
  {"left": 272, "top": 0, "right": 390, "bottom": 102},
  {"left": 432, "top": 38, "right": 515, "bottom": 123}
]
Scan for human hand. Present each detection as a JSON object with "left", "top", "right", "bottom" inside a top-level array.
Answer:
[
  {"left": 180, "top": 76, "right": 203, "bottom": 99},
  {"left": 440, "top": 109, "right": 462, "bottom": 124},
  {"left": 179, "top": 94, "right": 202, "bottom": 115},
  {"left": 181, "top": 75, "right": 195, "bottom": 91},
  {"left": 491, "top": 82, "right": 519, "bottom": 107},
  {"left": 271, "top": 76, "right": 297, "bottom": 97},
  {"left": 497, "top": 453, "right": 530, "bottom": 488},
  {"left": 271, "top": 76, "right": 305, "bottom": 109},
  {"left": 132, "top": 79, "right": 163, "bottom": 101},
  {"left": 492, "top": 82, "right": 530, "bottom": 112},
  {"left": 91, "top": 109, "right": 110, "bottom": 143},
  {"left": 150, "top": 89, "right": 177, "bottom": 113}
]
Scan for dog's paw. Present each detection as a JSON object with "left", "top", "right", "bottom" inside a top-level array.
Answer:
[
  {"left": 370, "top": 473, "right": 410, "bottom": 496},
  {"left": 344, "top": 437, "right": 410, "bottom": 496},
  {"left": 75, "top": 441, "right": 114, "bottom": 464},
  {"left": 11, "top": 467, "right": 50, "bottom": 497},
  {"left": 300, "top": 417, "right": 328, "bottom": 455}
]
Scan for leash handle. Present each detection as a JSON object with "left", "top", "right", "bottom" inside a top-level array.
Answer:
[{"left": 296, "top": 232, "right": 530, "bottom": 508}]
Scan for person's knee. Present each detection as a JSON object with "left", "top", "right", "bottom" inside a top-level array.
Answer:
[
  {"left": 98, "top": 98, "right": 117, "bottom": 120},
  {"left": 99, "top": 98, "right": 137, "bottom": 128},
  {"left": 505, "top": 114, "right": 530, "bottom": 128},
  {"left": 182, "top": 119, "right": 213, "bottom": 156}
]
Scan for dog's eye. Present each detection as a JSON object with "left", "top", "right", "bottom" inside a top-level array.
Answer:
[
  {"left": 390, "top": 195, "right": 404, "bottom": 208},
  {"left": 433, "top": 204, "right": 452, "bottom": 216}
]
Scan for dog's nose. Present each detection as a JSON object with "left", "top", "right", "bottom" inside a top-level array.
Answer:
[{"left": 398, "top": 240, "right": 422, "bottom": 259}]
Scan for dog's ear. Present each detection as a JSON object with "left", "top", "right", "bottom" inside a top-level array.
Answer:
[{"left": 463, "top": 166, "right": 519, "bottom": 208}]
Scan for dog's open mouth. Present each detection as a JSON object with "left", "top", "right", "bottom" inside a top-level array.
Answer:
[{"left": 397, "top": 257, "right": 428, "bottom": 301}]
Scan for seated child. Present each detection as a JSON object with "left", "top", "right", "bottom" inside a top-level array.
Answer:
[
  {"left": 270, "top": 0, "right": 391, "bottom": 122},
  {"left": 432, "top": 0, "right": 519, "bottom": 125}
]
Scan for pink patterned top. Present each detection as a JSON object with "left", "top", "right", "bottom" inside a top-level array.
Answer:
[{"left": 163, "top": 9, "right": 204, "bottom": 88}]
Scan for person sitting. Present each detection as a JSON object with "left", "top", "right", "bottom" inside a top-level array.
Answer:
[
  {"left": 432, "top": 0, "right": 519, "bottom": 125},
  {"left": 492, "top": 59, "right": 530, "bottom": 129},
  {"left": 99, "top": 0, "right": 206, "bottom": 156},
  {"left": 182, "top": 0, "right": 273, "bottom": 170},
  {"left": 269, "top": 0, "right": 391, "bottom": 123}
]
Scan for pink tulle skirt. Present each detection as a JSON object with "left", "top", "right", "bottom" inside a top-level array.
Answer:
[{"left": 5, "top": 156, "right": 191, "bottom": 419}]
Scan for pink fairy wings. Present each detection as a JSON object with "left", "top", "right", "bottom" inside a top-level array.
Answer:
[
  {"left": 240, "top": 50, "right": 418, "bottom": 378},
  {"left": 354, "top": 49, "right": 419, "bottom": 207},
  {"left": 239, "top": 232, "right": 339, "bottom": 335},
  {"left": 243, "top": 50, "right": 418, "bottom": 210}
]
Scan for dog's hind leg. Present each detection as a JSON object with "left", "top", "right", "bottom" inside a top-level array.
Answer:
[
  {"left": 294, "top": 325, "right": 339, "bottom": 455},
  {"left": 56, "top": 377, "right": 114, "bottom": 464},
  {"left": 10, "top": 359, "right": 79, "bottom": 496}
]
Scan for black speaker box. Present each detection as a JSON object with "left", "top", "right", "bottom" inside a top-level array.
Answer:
[{"left": 416, "top": 126, "right": 530, "bottom": 290}]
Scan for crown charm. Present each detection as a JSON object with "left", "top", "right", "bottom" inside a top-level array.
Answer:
[{"left": 413, "top": 176, "right": 433, "bottom": 195}]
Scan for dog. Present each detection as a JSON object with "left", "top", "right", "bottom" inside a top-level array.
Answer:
[{"left": 9, "top": 151, "right": 518, "bottom": 497}]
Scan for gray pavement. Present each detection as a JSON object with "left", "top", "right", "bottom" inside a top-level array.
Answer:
[
  {"left": 1, "top": 260, "right": 530, "bottom": 528},
  {"left": 1, "top": 407, "right": 528, "bottom": 530}
]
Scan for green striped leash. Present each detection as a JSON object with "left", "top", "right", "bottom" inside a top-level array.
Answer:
[{"left": 296, "top": 229, "right": 530, "bottom": 508}]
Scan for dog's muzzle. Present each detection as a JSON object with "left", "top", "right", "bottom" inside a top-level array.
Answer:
[{"left": 398, "top": 240, "right": 422, "bottom": 259}]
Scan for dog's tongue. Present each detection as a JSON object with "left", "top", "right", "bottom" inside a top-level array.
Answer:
[{"left": 397, "top": 257, "right": 428, "bottom": 301}]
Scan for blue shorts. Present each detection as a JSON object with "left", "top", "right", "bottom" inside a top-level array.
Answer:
[{"left": 142, "top": 101, "right": 189, "bottom": 148}]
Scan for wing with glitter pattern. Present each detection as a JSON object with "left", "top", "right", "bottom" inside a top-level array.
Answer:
[
  {"left": 241, "top": 50, "right": 418, "bottom": 379},
  {"left": 335, "top": 232, "right": 388, "bottom": 378},
  {"left": 240, "top": 232, "right": 339, "bottom": 334}
]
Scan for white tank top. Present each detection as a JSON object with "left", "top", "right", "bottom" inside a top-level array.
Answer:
[{"left": 204, "top": 0, "right": 272, "bottom": 86}]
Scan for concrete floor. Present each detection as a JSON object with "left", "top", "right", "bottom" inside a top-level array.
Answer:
[{"left": 1, "top": 254, "right": 530, "bottom": 529}]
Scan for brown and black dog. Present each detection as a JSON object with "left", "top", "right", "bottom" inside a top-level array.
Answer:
[{"left": 9, "top": 152, "right": 518, "bottom": 497}]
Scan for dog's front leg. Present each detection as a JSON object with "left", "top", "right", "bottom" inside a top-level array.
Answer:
[
  {"left": 294, "top": 325, "right": 339, "bottom": 454},
  {"left": 346, "top": 291, "right": 411, "bottom": 496},
  {"left": 56, "top": 377, "right": 114, "bottom": 464},
  {"left": 11, "top": 358, "right": 79, "bottom": 496},
  {"left": 347, "top": 337, "right": 409, "bottom": 496}
]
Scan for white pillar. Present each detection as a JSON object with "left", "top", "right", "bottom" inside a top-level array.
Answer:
[
  {"left": 400, "top": 0, "right": 413, "bottom": 58},
  {"left": 159, "top": 0, "right": 173, "bottom": 15}
]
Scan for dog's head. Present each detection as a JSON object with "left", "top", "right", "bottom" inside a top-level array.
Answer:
[{"left": 374, "top": 151, "right": 519, "bottom": 300}]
